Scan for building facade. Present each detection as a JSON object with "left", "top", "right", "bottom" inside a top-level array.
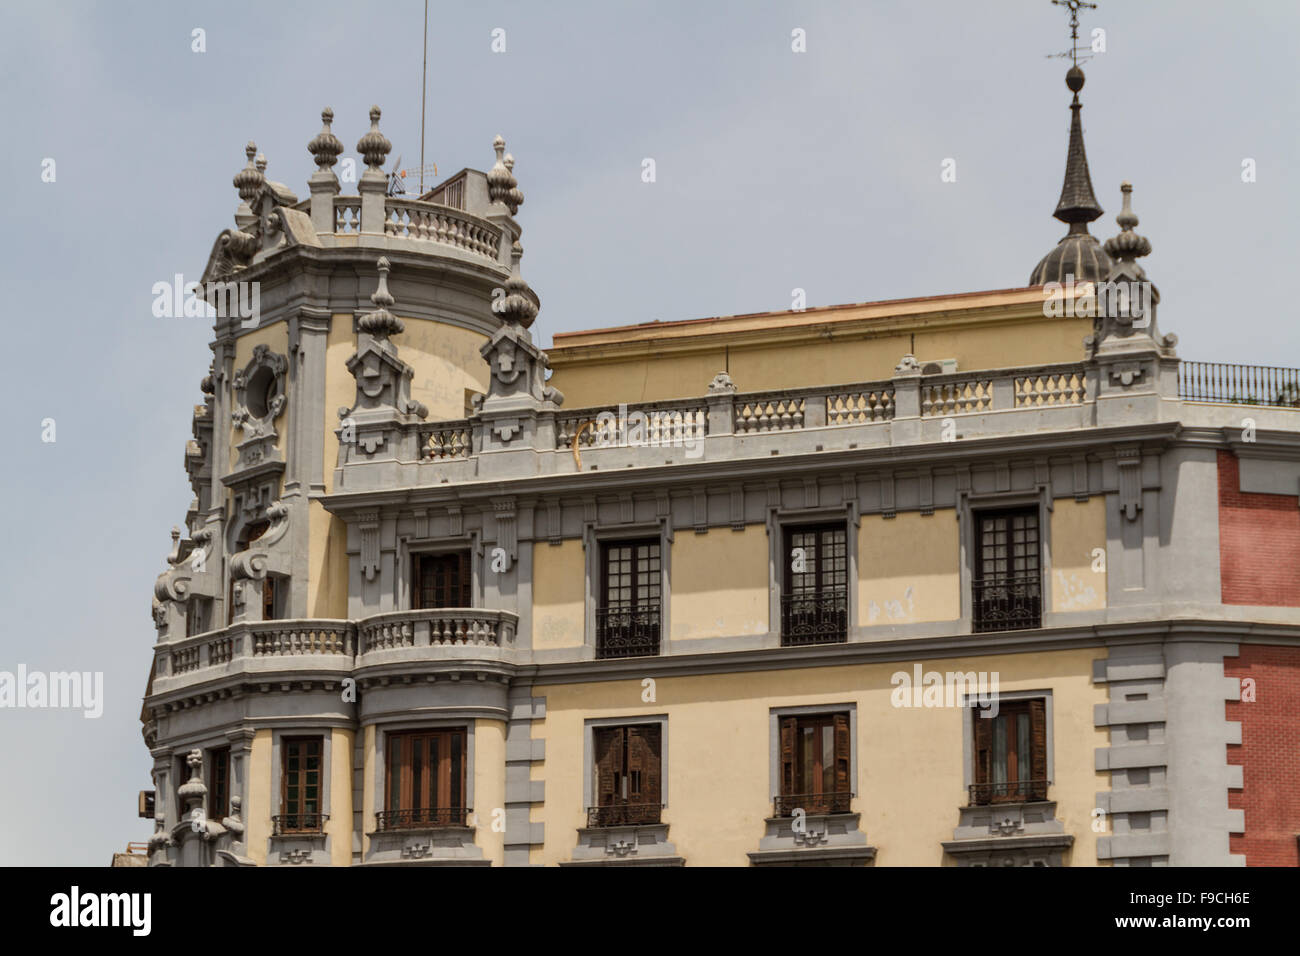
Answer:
[{"left": 141, "top": 77, "right": 1300, "bottom": 867}]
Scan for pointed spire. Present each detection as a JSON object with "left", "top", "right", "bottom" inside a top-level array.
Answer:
[
  {"left": 1053, "top": 67, "right": 1104, "bottom": 230},
  {"left": 358, "top": 256, "right": 405, "bottom": 339}
]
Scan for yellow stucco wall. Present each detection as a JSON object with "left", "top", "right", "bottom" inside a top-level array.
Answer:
[
  {"left": 1051, "top": 497, "right": 1107, "bottom": 613},
  {"left": 473, "top": 719, "right": 507, "bottom": 866},
  {"left": 549, "top": 317, "right": 1093, "bottom": 408},
  {"left": 329, "top": 728, "right": 354, "bottom": 866},
  {"left": 322, "top": 313, "right": 355, "bottom": 496},
  {"left": 531, "top": 540, "right": 586, "bottom": 650},
  {"left": 307, "top": 500, "right": 349, "bottom": 619},
  {"left": 531, "top": 648, "right": 1107, "bottom": 866},
  {"left": 244, "top": 728, "right": 273, "bottom": 866},
  {"left": 393, "top": 319, "right": 490, "bottom": 422},
  {"left": 859, "top": 510, "right": 961, "bottom": 626},
  {"left": 670, "top": 526, "right": 768, "bottom": 639}
]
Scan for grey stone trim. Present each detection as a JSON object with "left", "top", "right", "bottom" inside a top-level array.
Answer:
[
  {"left": 747, "top": 843, "right": 877, "bottom": 866},
  {"left": 504, "top": 685, "right": 545, "bottom": 865},
  {"left": 940, "top": 830, "right": 1075, "bottom": 866},
  {"left": 1093, "top": 638, "right": 1244, "bottom": 866},
  {"left": 561, "top": 824, "right": 684, "bottom": 866},
  {"left": 748, "top": 815, "right": 877, "bottom": 866}
]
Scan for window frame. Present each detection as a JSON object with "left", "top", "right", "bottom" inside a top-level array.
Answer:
[
  {"left": 779, "top": 521, "right": 850, "bottom": 646},
  {"left": 957, "top": 488, "right": 1053, "bottom": 635},
  {"left": 961, "top": 689, "right": 1055, "bottom": 805},
  {"left": 768, "top": 703, "right": 857, "bottom": 815},
  {"left": 591, "top": 533, "right": 665, "bottom": 659},
  {"left": 971, "top": 505, "right": 1043, "bottom": 632},
  {"left": 278, "top": 735, "right": 325, "bottom": 834},
  {"left": 207, "top": 745, "right": 230, "bottom": 823},
  {"left": 411, "top": 549, "right": 474, "bottom": 610},
  {"left": 381, "top": 727, "right": 469, "bottom": 828},
  {"left": 582, "top": 715, "right": 669, "bottom": 815}
]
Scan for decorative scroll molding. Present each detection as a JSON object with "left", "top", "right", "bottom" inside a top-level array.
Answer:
[{"left": 1116, "top": 448, "right": 1143, "bottom": 522}]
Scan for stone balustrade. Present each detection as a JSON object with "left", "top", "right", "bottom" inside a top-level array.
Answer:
[{"left": 357, "top": 608, "right": 517, "bottom": 655}]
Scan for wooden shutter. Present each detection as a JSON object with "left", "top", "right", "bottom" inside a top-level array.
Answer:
[
  {"left": 1029, "top": 698, "right": 1047, "bottom": 798},
  {"left": 833, "top": 713, "right": 851, "bottom": 795},
  {"left": 627, "top": 725, "right": 662, "bottom": 807},
  {"left": 779, "top": 716, "right": 797, "bottom": 796},
  {"left": 595, "top": 727, "right": 624, "bottom": 806},
  {"left": 973, "top": 706, "right": 992, "bottom": 787}
]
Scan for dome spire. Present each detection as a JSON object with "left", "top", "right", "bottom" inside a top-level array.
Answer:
[
  {"left": 1029, "top": 1, "right": 1111, "bottom": 286},
  {"left": 1053, "top": 66, "right": 1104, "bottom": 231}
]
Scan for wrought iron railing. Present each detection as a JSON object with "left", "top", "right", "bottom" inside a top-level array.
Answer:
[
  {"left": 595, "top": 605, "right": 661, "bottom": 659},
  {"left": 780, "top": 588, "right": 848, "bottom": 646},
  {"left": 968, "top": 780, "right": 1049, "bottom": 805},
  {"left": 272, "top": 812, "right": 328, "bottom": 835},
  {"left": 586, "top": 804, "right": 663, "bottom": 828},
  {"left": 972, "top": 574, "right": 1041, "bottom": 632},
  {"left": 374, "top": 807, "right": 470, "bottom": 830},
  {"left": 774, "top": 791, "right": 853, "bottom": 816},
  {"left": 1179, "top": 361, "right": 1300, "bottom": 407}
]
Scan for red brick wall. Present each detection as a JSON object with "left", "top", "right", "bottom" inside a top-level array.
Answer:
[
  {"left": 1225, "top": 644, "right": 1300, "bottom": 866},
  {"left": 1217, "top": 451, "right": 1300, "bottom": 606}
]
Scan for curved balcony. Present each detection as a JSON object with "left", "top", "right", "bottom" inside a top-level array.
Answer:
[
  {"left": 356, "top": 608, "right": 518, "bottom": 670},
  {"left": 152, "top": 609, "right": 517, "bottom": 695}
]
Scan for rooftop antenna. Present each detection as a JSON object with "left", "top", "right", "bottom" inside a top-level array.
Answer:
[
  {"left": 419, "top": 0, "right": 428, "bottom": 195},
  {"left": 1047, "top": 0, "right": 1097, "bottom": 67}
]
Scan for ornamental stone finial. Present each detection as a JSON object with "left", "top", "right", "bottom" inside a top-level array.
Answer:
[
  {"left": 707, "top": 371, "right": 738, "bottom": 394},
  {"left": 232, "top": 141, "right": 264, "bottom": 204},
  {"left": 357, "top": 105, "right": 392, "bottom": 170},
  {"left": 1103, "top": 182, "right": 1152, "bottom": 263},
  {"left": 255, "top": 154, "right": 267, "bottom": 176},
  {"left": 358, "top": 257, "right": 405, "bottom": 339},
  {"left": 308, "top": 107, "right": 343, "bottom": 170},
  {"left": 487, "top": 135, "right": 520, "bottom": 213},
  {"left": 494, "top": 246, "right": 540, "bottom": 327}
]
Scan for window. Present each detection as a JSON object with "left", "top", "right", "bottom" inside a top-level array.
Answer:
[
  {"left": 596, "top": 539, "right": 661, "bottom": 659},
  {"left": 971, "top": 699, "right": 1047, "bottom": 804},
  {"left": 381, "top": 729, "right": 467, "bottom": 829},
  {"left": 277, "top": 737, "right": 324, "bottom": 833},
  {"left": 262, "top": 576, "right": 280, "bottom": 621},
  {"left": 414, "top": 551, "right": 472, "bottom": 609},
  {"left": 777, "top": 713, "right": 851, "bottom": 815},
  {"left": 185, "top": 599, "right": 210, "bottom": 637},
  {"left": 972, "top": 508, "right": 1042, "bottom": 632},
  {"left": 781, "top": 524, "right": 848, "bottom": 645},
  {"left": 590, "top": 725, "right": 662, "bottom": 826},
  {"left": 208, "top": 746, "right": 230, "bottom": 823}
]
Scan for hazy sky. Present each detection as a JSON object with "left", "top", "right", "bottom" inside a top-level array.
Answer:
[{"left": 1, "top": 0, "right": 1296, "bottom": 866}]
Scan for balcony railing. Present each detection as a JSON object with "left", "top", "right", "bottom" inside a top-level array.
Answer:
[
  {"left": 780, "top": 589, "right": 848, "bottom": 646},
  {"left": 374, "top": 807, "right": 470, "bottom": 830},
  {"left": 596, "top": 605, "right": 661, "bottom": 659},
  {"left": 1179, "top": 361, "right": 1300, "bottom": 407},
  {"left": 272, "top": 812, "right": 328, "bottom": 835},
  {"left": 972, "top": 575, "right": 1042, "bottom": 633},
  {"left": 774, "top": 791, "right": 853, "bottom": 816},
  {"left": 357, "top": 608, "right": 517, "bottom": 653},
  {"left": 968, "top": 780, "right": 1050, "bottom": 806},
  {"left": 586, "top": 804, "right": 663, "bottom": 828}
]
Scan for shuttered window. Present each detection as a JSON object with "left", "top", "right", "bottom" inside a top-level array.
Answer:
[
  {"left": 382, "top": 729, "right": 467, "bottom": 827},
  {"left": 972, "top": 699, "right": 1047, "bottom": 804},
  {"left": 591, "top": 724, "right": 662, "bottom": 826},
  {"left": 414, "top": 551, "right": 472, "bottom": 609},
  {"left": 777, "top": 713, "right": 852, "bottom": 814}
]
